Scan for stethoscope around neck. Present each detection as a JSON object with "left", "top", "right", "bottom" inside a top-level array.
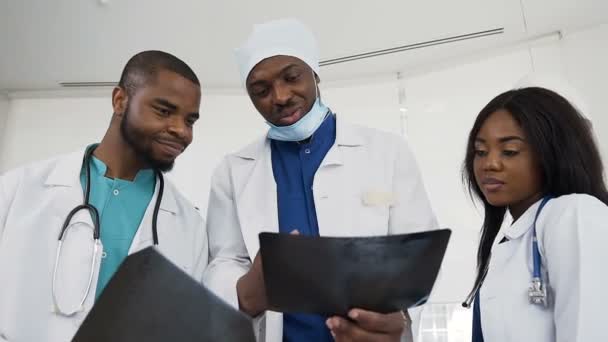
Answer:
[
  {"left": 462, "top": 196, "right": 552, "bottom": 309},
  {"left": 51, "top": 146, "right": 164, "bottom": 317}
]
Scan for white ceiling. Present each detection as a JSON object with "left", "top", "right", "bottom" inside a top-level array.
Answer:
[{"left": 1, "top": 0, "right": 606, "bottom": 92}]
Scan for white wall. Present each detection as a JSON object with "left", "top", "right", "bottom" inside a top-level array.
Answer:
[
  {"left": 560, "top": 24, "right": 608, "bottom": 156},
  {"left": 529, "top": 23, "right": 608, "bottom": 158},
  {"left": 0, "top": 97, "right": 110, "bottom": 170},
  {"left": 0, "top": 94, "right": 8, "bottom": 170},
  {"left": 1, "top": 24, "right": 606, "bottom": 304}
]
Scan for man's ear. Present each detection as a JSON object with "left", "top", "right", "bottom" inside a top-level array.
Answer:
[{"left": 112, "top": 86, "right": 129, "bottom": 117}]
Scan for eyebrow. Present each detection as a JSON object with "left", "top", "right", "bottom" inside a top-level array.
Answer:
[
  {"left": 475, "top": 136, "right": 525, "bottom": 143},
  {"left": 152, "top": 98, "right": 178, "bottom": 111},
  {"left": 247, "top": 63, "right": 301, "bottom": 89},
  {"left": 153, "top": 98, "right": 199, "bottom": 118},
  {"left": 281, "top": 63, "right": 300, "bottom": 74},
  {"left": 247, "top": 79, "right": 267, "bottom": 90}
]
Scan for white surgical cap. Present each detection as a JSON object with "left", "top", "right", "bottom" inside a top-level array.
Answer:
[{"left": 235, "top": 18, "right": 320, "bottom": 87}]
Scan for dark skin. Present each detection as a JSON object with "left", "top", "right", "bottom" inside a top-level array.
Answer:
[
  {"left": 326, "top": 310, "right": 411, "bottom": 342},
  {"left": 473, "top": 109, "right": 544, "bottom": 220},
  {"left": 246, "top": 55, "right": 319, "bottom": 126},
  {"left": 94, "top": 69, "right": 200, "bottom": 180},
  {"left": 237, "top": 55, "right": 408, "bottom": 341}
]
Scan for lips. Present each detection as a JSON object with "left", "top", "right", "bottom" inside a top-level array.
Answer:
[
  {"left": 275, "top": 107, "right": 303, "bottom": 124},
  {"left": 481, "top": 177, "right": 505, "bottom": 192},
  {"left": 155, "top": 139, "right": 186, "bottom": 156}
]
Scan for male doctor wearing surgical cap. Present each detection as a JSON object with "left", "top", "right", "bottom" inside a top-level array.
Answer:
[{"left": 203, "top": 19, "right": 437, "bottom": 342}]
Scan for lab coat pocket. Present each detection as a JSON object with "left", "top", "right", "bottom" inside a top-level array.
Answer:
[
  {"left": 361, "top": 190, "right": 396, "bottom": 207},
  {"left": 350, "top": 190, "right": 391, "bottom": 235}
]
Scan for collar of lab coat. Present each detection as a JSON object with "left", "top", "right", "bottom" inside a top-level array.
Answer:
[
  {"left": 43, "top": 146, "right": 179, "bottom": 214},
  {"left": 501, "top": 198, "right": 544, "bottom": 241},
  {"left": 234, "top": 114, "right": 365, "bottom": 161}
]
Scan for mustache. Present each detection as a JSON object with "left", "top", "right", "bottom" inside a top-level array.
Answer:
[
  {"left": 156, "top": 135, "right": 188, "bottom": 149},
  {"left": 272, "top": 100, "right": 298, "bottom": 114}
]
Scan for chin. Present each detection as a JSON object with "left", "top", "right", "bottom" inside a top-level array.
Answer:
[
  {"left": 273, "top": 112, "right": 305, "bottom": 126},
  {"left": 147, "top": 154, "right": 175, "bottom": 172},
  {"left": 484, "top": 196, "right": 510, "bottom": 208}
]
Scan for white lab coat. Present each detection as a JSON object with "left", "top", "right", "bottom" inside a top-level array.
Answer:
[
  {"left": 479, "top": 194, "right": 608, "bottom": 341},
  {"left": 203, "top": 117, "right": 438, "bottom": 342},
  {"left": 0, "top": 148, "right": 208, "bottom": 342}
]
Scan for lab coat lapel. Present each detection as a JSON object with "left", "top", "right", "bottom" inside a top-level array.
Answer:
[
  {"left": 233, "top": 137, "right": 278, "bottom": 259},
  {"left": 313, "top": 143, "right": 346, "bottom": 237},
  {"left": 491, "top": 205, "right": 538, "bottom": 268},
  {"left": 314, "top": 116, "right": 363, "bottom": 237},
  {"left": 45, "top": 149, "right": 94, "bottom": 228},
  {"left": 129, "top": 174, "right": 179, "bottom": 253}
]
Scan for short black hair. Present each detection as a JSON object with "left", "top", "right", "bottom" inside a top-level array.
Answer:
[
  {"left": 118, "top": 50, "right": 200, "bottom": 96},
  {"left": 463, "top": 86, "right": 608, "bottom": 298}
]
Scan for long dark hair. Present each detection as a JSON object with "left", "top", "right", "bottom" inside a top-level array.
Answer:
[{"left": 463, "top": 87, "right": 608, "bottom": 298}]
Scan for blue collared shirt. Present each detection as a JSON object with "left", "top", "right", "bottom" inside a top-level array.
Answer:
[
  {"left": 80, "top": 149, "right": 156, "bottom": 300},
  {"left": 271, "top": 113, "right": 336, "bottom": 342}
]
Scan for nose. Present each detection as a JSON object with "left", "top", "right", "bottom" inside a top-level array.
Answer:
[
  {"left": 166, "top": 116, "right": 190, "bottom": 141},
  {"left": 483, "top": 150, "right": 502, "bottom": 171},
  {"left": 271, "top": 83, "right": 292, "bottom": 106}
]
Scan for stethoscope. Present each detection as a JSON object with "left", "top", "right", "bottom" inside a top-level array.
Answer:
[
  {"left": 51, "top": 146, "right": 164, "bottom": 317},
  {"left": 462, "top": 196, "right": 552, "bottom": 309}
]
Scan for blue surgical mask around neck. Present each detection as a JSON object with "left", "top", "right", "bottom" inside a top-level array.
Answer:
[{"left": 266, "top": 70, "right": 328, "bottom": 142}]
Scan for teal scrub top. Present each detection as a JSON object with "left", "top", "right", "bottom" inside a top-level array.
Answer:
[{"left": 80, "top": 151, "right": 156, "bottom": 300}]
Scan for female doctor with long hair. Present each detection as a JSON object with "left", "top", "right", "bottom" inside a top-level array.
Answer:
[{"left": 462, "top": 87, "right": 608, "bottom": 341}]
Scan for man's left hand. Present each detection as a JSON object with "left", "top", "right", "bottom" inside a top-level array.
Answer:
[{"left": 326, "top": 308, "right": 410, "bottom": 342}]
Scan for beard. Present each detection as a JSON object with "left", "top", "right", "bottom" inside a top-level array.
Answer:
[{"left": 120, "top": 103, "right": 175, "bottom": 172}]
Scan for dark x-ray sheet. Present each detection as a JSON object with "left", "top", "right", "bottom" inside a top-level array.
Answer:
[
  {"left": 73, "top": 247, "right": 255, "bottom": 342},
  {"left": 259, "top": 229, "right": 451, "bottom": 316}
]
